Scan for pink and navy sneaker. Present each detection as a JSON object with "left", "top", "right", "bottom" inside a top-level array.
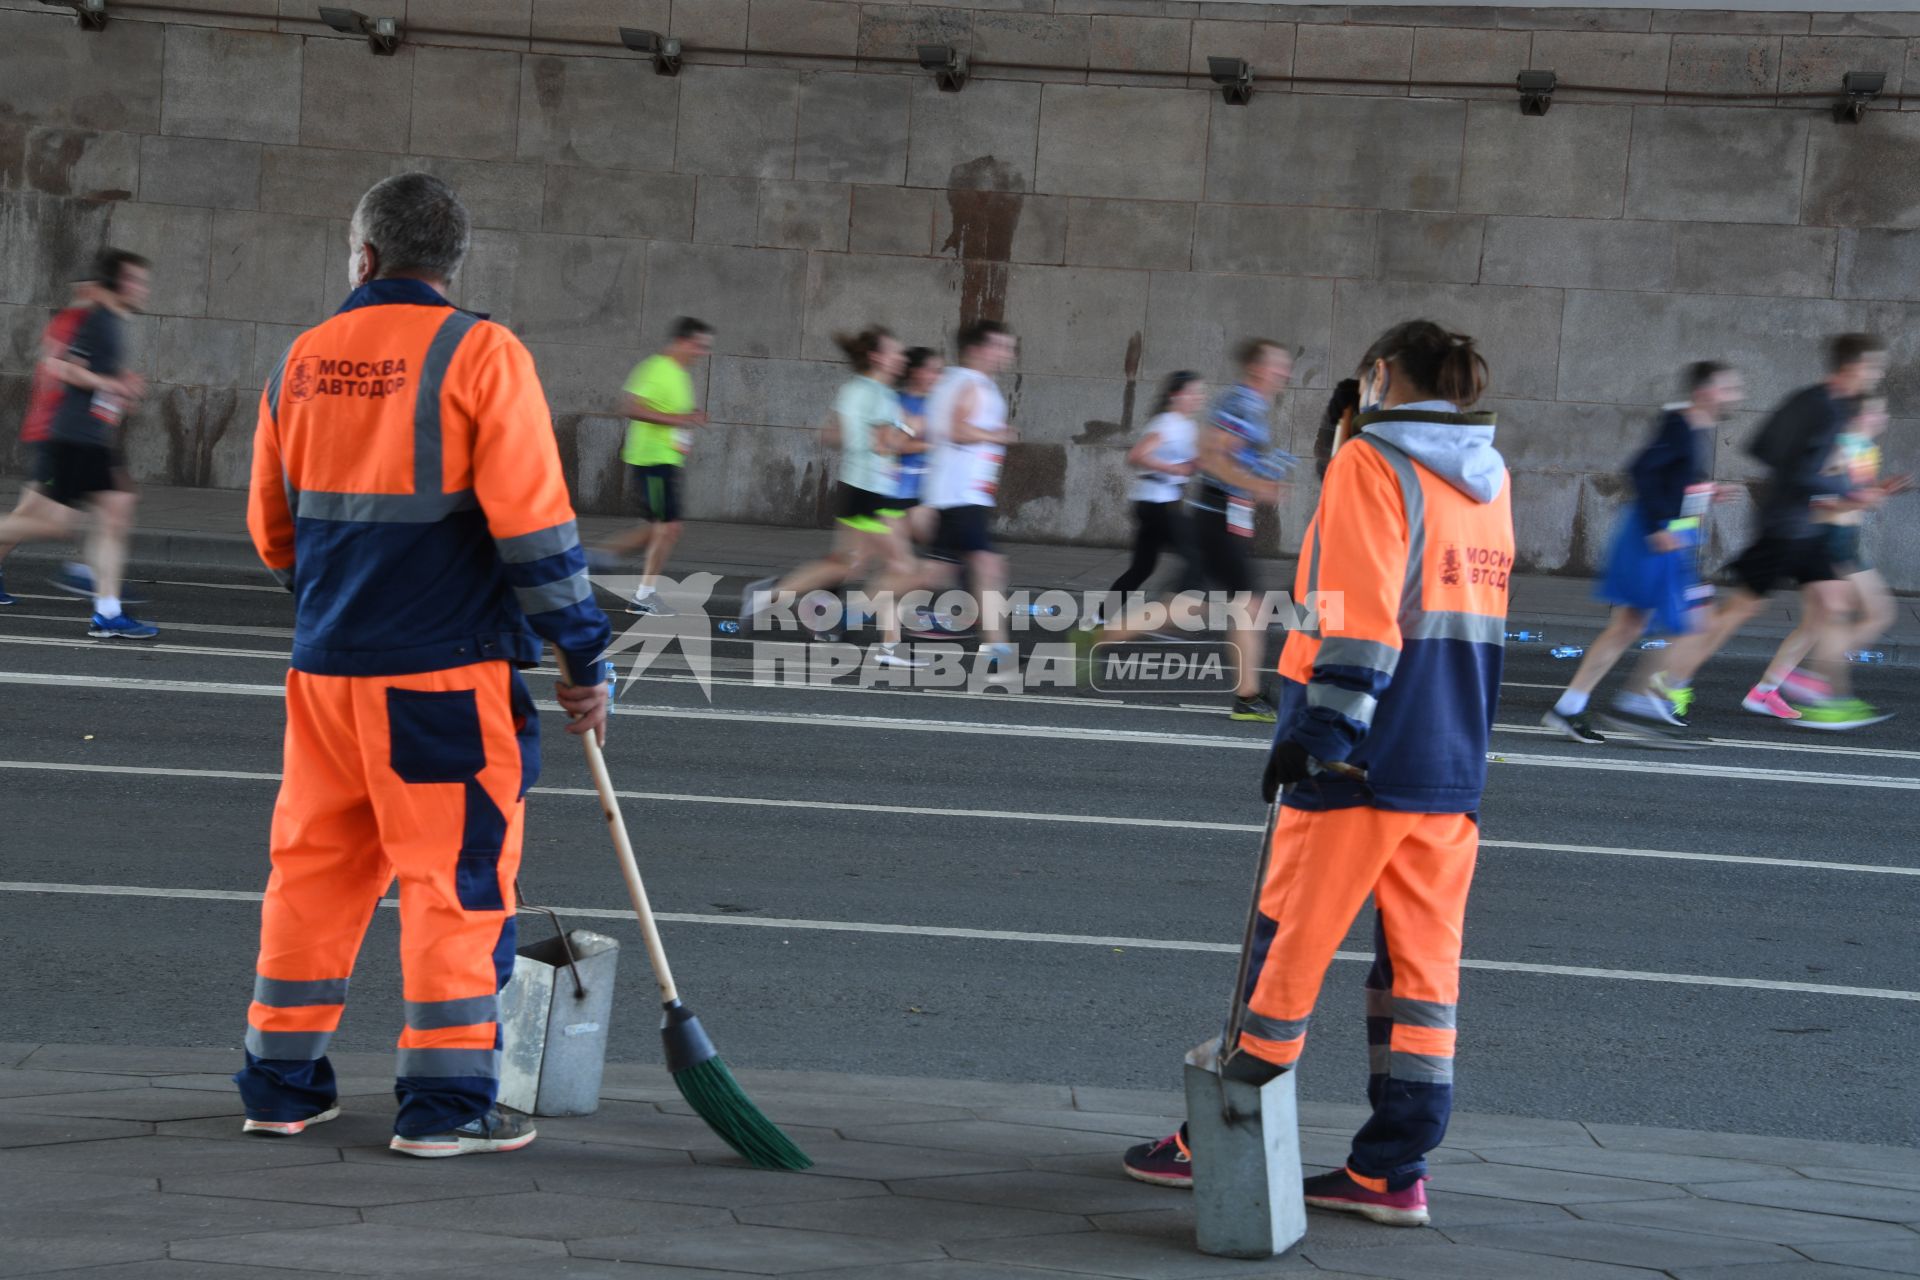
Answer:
[
  {"left": 242, "top": 1105, "right": 341, "bottom": 1138},
  {"left": 1303, "top": 1168, "right": 1430, "bottom": 1227},
  {"left": 1121, "top": 1129, "right": 1192, "bottom": 1188}
]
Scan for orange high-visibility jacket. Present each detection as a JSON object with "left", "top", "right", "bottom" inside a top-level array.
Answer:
[
  {"left": 1276, "top": 405, "right": 1514, "bottom": 813},
  {"left": 248, "top": 279, "right": 609, "bottom": 679}
]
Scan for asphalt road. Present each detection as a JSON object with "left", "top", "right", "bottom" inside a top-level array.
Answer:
[{"left": 1, "top": 564, "right": 1916, "bottom": 1149}]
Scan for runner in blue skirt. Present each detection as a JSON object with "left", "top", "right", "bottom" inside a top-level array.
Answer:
[{"left": 1543, "top": 362, "right": 1743, "bottom": 745}]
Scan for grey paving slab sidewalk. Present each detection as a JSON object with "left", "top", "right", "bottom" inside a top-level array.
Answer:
[
  {"left": 2, "top": 1045, "right": 1916, "bottom": 1279},
  {"left": 5, "top": 481, "right": 1917, "bottom": 665}
]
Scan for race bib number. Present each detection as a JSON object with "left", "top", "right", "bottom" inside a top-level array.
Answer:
[{"left": 1227, "top": 498, "right": 1254, "bottom": 537}]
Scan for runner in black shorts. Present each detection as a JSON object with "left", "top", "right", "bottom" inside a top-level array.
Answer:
[
  {"left": 929, "top": 503, "right": 993, "bottom": 563},
  {"left": 1657, "top": 333, "right": 1890, "bottom": 731},
  {"left": 629, "top": 463, "right": 682, "bottom": 525},
  {"left": 0, "top": 249, "right": 158, "bottom": 638}
]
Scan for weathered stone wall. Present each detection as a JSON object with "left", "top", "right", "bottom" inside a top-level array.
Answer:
[{"left": 2, "top": 0, "right": 1917, "bottom": 585}]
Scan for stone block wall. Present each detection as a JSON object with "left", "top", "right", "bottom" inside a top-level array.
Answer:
[{"left": 1, "top": 0, "right": 1917, "bottom": 585}]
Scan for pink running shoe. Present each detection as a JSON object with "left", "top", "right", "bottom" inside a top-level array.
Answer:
[
  {"left": 1303, "top": 1168, "right": 1430, "bottom": 1227},
  {"left": 1779, "top": 670, "right": 1833, "bottom": 704},
  {"left": 1742, "top": 686, "right": 1802, "bottom": 720}
]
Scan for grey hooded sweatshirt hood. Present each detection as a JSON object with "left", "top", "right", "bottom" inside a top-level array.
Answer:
[{"left": 1355, "top": 400, "right": 1506, "bottom": 504}]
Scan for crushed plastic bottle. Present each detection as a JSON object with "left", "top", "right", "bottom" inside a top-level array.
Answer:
[
  {"left": 1505, "top": 630, "right": 1544, "bottom": 643},
  {"left": 715, "top": 620, "right": 740, "bottom": 635},
  {"left": 1549, "top": 645, "right": 1585, "bottom": 660},
  {"left": 1848, "top": 650, "right": 1887, "bottom": 664},
  {"left": 1639, "top": 639, "right": 1668, "bottom": 651}
]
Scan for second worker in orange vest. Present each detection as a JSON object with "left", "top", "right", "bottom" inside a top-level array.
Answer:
[
  {"left": 235, "top": 173, "right": 612, "bottom": 1158},
  {"left": 1124, "top": 321, "right": 1514, "bottom": 1230}
]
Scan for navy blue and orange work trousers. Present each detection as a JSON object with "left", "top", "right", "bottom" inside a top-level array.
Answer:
[
  {"left": 1237, "top": 804, "right": 1479, "bottom": 1192},
  {"left": 234, "top": 661, "right": 538, "bottom": 1137}
]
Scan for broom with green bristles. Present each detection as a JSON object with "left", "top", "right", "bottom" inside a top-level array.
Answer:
[{"left": 563, "top": 660, "right": 812, "bottom": 1171}]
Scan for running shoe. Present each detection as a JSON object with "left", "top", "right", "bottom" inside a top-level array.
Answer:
[
  {"left": 740, "top": 575, "right": 779, "bottom": 627},
  {"left": 88, "top": 612, "right": 158, "bottom": 639},
  {"left": 1792, "top": 698, "right": 1894, "bottom": 732},
  {"left": 1650, "top": 672, "right": 1694, "bottom": 725},
  {"left": 629, "top": 594, "right": 675, "bottom": 618},
  {"left": 1122, "top": 1129, "right": 1192, "bottom": 1189},
  {"left": 51, "top": 563, "right": 95, "bottom": 597},
  {"left": 242, "top": 1105, "right": 340, "bottom": 1138},
  {"left": 1302, "top": 1169, "right": 1430, "bottom": 1228},
  {"left": 0, "top": 572, "right": 14, "bottom": 606},
  {"left": 390, "top": 1107, "right": 536, "bottom": 1159},
  {"left": 1741, "top": 686, "right": 1802, "bottom": 720},
  {"left": 1601, "top": 701, "right": 1698, "bottom": 749},
  {"left": 1779, "top": 669, "right": 1833, "bottom": 704},
  {"left": 1231, "top": 693, "right": 1278, "bottom": 722},
  {"left": 874, "top": 643, "right": 928, "bottom": 670},
  {"left": 1541, "top": 708, "right": 1606, "bottom": 744}
]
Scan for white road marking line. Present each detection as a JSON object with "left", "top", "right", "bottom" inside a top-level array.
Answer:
[
  {"left": 4, "top": 671, "right": 1917, "bottom": 790},
  {"left": 4, "top": 878, "right": 1915, "bottom": 1003},
  {"left": 0, "top": 625, "right": 1586, "bottom": 707},
  {"left": 1495, "top": 721, "right": 1920, "bottom": 763},
  {"left": 4, "top": 758, "right": 1915, "bottom": 878}
]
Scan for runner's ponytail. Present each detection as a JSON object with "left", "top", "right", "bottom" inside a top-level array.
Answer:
[
  {"left": 834, "top": 327, "right": 895, "bottom": 374},
  {"left": 1360, "top": 320, "right": 1489, "bottom": 408}
]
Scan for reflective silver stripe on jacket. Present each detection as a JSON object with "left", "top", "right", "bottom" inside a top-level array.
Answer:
[{"left": 496, "top": 521, "right": 581, "bottom": 565}]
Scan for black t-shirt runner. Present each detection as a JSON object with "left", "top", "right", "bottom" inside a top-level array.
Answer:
[{"left": 50, "top": 307, "right": 126, "bottom": 449}]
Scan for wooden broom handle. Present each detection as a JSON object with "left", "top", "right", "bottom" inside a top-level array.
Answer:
[
  {"left": 557, "top": 652, "right": 680, "bottom": 1005},
  {"left": 578, "top": 729, "right": 679, "bottom": 1005}
]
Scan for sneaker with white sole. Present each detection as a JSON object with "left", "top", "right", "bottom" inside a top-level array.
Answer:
[
  {"left": 390, "top": 1107, "right": 536, "bottom": 1158},
  {"left": 243, "top": 1105, "right": 341, "bottom": 1138},
  {"left": 1741, "top": 686, "right": 1802, "bottom": 720},
  {"left": 1792, "top": 697, "right": 1894, "bottom": 732},
  {"left": 1303, "top": 1168, "right": 1431, "bottom": 1227},
  {"left": 88, "top": 612, "right": 159, "bottom": 639},
  {"left": 979, "top": 642, "right": 1019, "bottom": 687},
  {"left": 629, "top": 594, "right": 675, "bottom": 618},
  {"left": 1542, "top": 708, "right": 1606, "bottom": 744},
  {"left": 874, "top": 643, "right": 928, "bottom": 669}
]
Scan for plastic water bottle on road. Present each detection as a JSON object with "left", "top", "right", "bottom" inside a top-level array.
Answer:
[{"left": 1549, "top": 645, "right": 1585, "bottom": 660}]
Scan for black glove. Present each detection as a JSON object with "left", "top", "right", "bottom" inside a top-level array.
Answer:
[{"left": 1260, "top": 740, "right": 1314, "bottom": 804}]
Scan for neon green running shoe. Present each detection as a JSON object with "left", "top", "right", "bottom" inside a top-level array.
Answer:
[
  {"left": 1792, "top": 698, "right": 1894, "bottom": 732},
  {"left": 1651, "top": 672, "right": 1694, "bottom": 722}
]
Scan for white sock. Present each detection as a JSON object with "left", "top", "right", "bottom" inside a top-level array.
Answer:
[
  {"left": 1553, "top": 690, "right": 1589, "bottom": 717},
  {"left": 95, "top": 595, "right": 121, "bottom": 619},
  {"left": 632, "top": 584, "right": 655, "bottom": 601}
]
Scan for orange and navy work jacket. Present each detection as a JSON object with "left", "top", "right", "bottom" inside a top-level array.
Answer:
[
  {"left": 1275, "top": 406, "right": 1514, "bottom": 814},
  {"left": 248, "top": 279, "right": 611, "bottom": 680}
]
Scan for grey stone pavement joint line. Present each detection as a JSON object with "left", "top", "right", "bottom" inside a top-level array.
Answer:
[{"left": 1, "top": 1046, "right": 1917, "bottom": 1278}]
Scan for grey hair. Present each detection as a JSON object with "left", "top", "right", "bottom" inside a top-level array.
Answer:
[{"left": 349, "top": 172, "right": 471, "bottom": 282}]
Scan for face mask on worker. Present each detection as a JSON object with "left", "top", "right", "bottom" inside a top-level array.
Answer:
[{"left": 1360, "top": 360, "right": 1390, "bottom": 414}]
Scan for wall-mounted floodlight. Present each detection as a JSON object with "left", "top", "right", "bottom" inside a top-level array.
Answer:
[
  {"left": 38, "top": 0, "right": 107, "bottom": 30},
  {"left": 618, "top": 27, "right": 682, "bottom": 76},
  {"left": 318, "top": 7, "right": 401, "bottom": 55},
  {"left": 1517, "top": 69, "right": 1556, "bottom": 116},
  {"left": 1835, "top": 70, "right": 1886, "bottom": 123},
  {"left": 918, "top": 44, "right": 968, "bottom": 93},
  {"left": 1207, "top": 57, "right": 1254, "bottom": 106}
]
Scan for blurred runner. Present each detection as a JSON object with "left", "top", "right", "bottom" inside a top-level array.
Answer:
[
  {"left": 595, "top": 317, "right": 713, "bottom": 616},
  {"left": 0, "top": 250, "right": 156, "bottom": 637},
  {"left": 1099, "top": 371, "right": 1201, "bottom": 626},
  {"left": 0, "top": 279, "right": 99, "bottom": 607},
  {"left": 1544, "top": 362, "right": 1742, "bottom": 745}
]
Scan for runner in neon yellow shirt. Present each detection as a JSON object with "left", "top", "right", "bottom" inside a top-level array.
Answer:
[{"left": 596, "top": 317, "right": 713, "bottom": 616}]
